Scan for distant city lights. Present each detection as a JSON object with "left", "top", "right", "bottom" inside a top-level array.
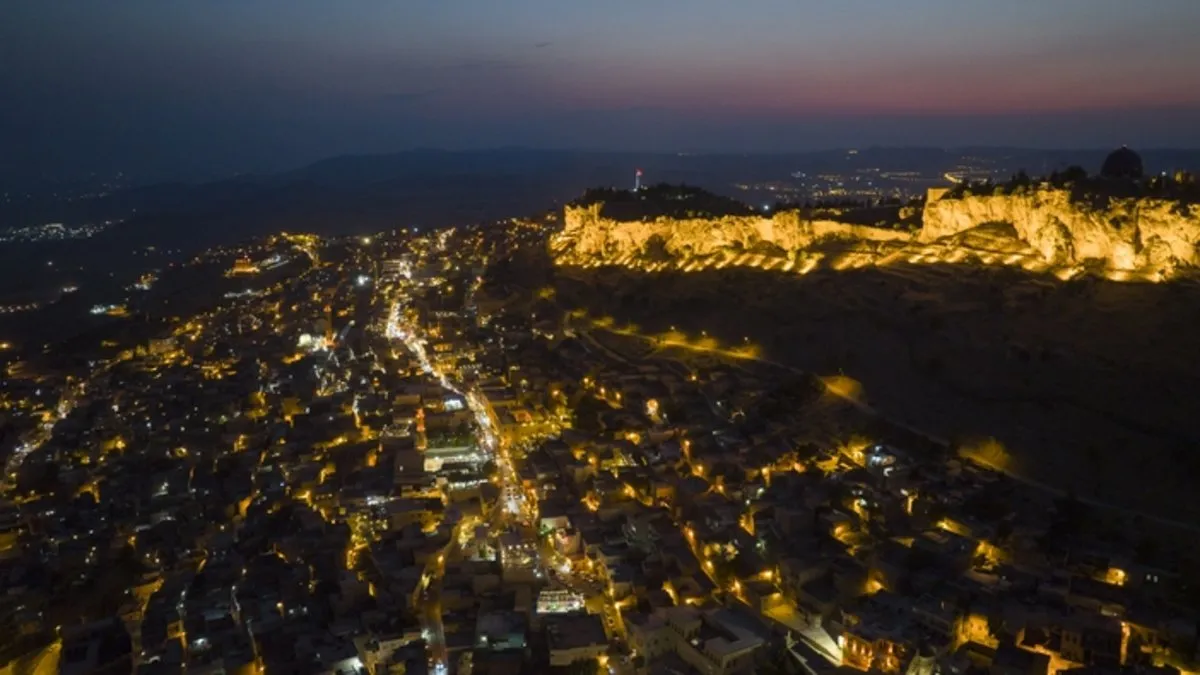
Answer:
[
  {"left": 259, "top": 254, "right": 287, "bottom": 270},
  {"left": 89, "top": 304, "right": 127, "bottom": 316}
]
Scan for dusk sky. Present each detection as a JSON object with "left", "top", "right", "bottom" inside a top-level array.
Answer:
[{"left": 4, "top": 1, "right": 1200, "bottom": 179}]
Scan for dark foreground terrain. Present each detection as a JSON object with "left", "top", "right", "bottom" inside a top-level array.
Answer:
[{"left": 537, "top": 256, "right": 1200, "bottom": 524}]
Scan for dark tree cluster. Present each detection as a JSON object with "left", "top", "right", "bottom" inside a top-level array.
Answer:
[
  {"left": 942, "top": 148, "right": 1200, "bottom": 205},
  {"left": 572, "top": 183, "right": 755, "bottom": 220}
]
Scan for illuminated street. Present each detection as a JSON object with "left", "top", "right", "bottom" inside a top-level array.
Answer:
[{"left": 385, "top": 281, "right": 526, "bottom": 673}]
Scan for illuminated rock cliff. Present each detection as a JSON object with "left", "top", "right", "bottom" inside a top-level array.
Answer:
[
  {"left": 554, "top": 202, "right": 911, "bottom": 263},
  {"left": 921, "top": 188, "right": 1200, "bottom": 272},
  {"left": 552, "top": 187, "right": 1200, "bottom": 279}
]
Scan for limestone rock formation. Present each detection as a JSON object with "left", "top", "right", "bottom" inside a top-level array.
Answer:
[
  {"left": 921, "top": 189, "right": 1200, "bottom": 271},
  {"left": 553, "top": 203, "right": 910, "bottom": 263},
  {"left": 552, "top": 187, "right": 1199, "bottom": 279}
]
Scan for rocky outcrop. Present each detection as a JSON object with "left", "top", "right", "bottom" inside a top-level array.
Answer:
[
  {"left": 553, "top": 189, "right": 1200, "bottom": 280},
  {"left": 921, "top": 189, "right": 1200, "bottom": 271},
  {"left": 553, "top": 203, "right": 911, "bottom": 262}
]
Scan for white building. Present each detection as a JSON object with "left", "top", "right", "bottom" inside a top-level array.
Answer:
[{"left": 627, "top": 606, "right": 765, "bottom": 675}]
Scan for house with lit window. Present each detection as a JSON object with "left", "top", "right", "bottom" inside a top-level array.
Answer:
[{"left": 836, "top": 593, "right": 923, "bottom": 673}]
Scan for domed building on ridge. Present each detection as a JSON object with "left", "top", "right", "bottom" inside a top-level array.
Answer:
[{"left": 1100, "top": 146, "right": 1144, "bottom": 180}]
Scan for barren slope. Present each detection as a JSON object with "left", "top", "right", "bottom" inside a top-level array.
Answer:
[{"left": 553, "top": 262, "right": 1200, "bottom": 522}]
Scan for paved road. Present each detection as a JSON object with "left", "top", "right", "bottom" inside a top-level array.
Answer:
[{"left": 388, "top": 276, "right": 531, "bottom": 674}]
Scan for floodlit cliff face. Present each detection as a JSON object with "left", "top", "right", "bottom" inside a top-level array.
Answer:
[
  {"left": 554, "top": 203, "right": 911, "bottom": 262},
  {"left": 553, "top": 190, "right": 1200, "bottom": 279},
  {"left": 921, "top": 189, "right": 1200, "bottom": 272}
]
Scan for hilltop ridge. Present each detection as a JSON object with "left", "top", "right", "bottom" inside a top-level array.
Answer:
[{"left": 552, "top": 173, "right": 1200, "bottom": 280}]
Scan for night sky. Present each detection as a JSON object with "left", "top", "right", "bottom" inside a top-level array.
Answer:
[{"left": 4, "top": 1, "right": 1200, "bottom": 179}]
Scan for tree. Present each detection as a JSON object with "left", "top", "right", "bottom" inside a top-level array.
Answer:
[{"left": 1058, "top": 166, "right": 1088, "bottom": 185}]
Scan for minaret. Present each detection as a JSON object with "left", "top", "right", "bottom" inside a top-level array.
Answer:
[{"left": 634, "top": 168, "right": 643, "bottom": 192}]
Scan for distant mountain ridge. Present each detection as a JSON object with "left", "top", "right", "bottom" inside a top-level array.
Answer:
[{"left": 4, "top": 148, "right": 1200, "bottom": 255}]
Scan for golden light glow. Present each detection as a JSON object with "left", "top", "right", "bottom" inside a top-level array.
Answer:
[
  {"left": 937, "top": 518, "right": 971, "bottom": 538},
  {"left": 837, "top": 435, "right": 873, "bottom": 465},
  {"left": 553, "top": 197, "right": 1184, "bottom": 285},
  {"left": 822, "top": 375, "right": 865, "bottom": 404},
  {"left": 957, "top": 437, "right": 1014, "bottom": 473},
  {"left": 1104, "top": 567, "right": 1127, "bottom": 587}
]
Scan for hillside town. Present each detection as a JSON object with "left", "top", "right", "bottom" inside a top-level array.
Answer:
[{"left": 0, "top": 217, "right": 1198, "bottom": 675}]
